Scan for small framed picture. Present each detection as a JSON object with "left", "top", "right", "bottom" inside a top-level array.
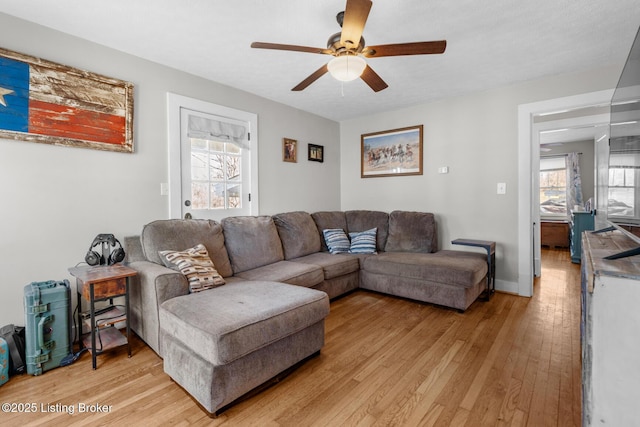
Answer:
[
  {"left": 308, "top": 144, "right": 324, "bottom": 162},
  {"left": 283, "top": 138, "right": 297, "bottom": 163}
]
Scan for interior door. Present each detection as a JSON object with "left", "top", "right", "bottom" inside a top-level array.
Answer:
[{"left": 532, "top": 126, "right": 542, "bottom": 277}]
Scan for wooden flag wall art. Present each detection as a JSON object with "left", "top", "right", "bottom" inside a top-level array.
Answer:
[{"left": 0, "top": 47, "right": 134, "bottom": 153}]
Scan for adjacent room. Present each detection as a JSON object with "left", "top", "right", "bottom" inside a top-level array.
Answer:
[{"left": 1, "top": 0, "right": 639, "bottom": 425}]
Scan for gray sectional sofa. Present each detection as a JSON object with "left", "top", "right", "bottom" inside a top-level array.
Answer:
[{"left": 124, "top": 209, "right": 489, "bottom": 415}]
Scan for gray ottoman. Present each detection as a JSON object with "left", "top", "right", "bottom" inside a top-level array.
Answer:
[{"left": 159, "top": 280, "right": 330, "bottom": 415}]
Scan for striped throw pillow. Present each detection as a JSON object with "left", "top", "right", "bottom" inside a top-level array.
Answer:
[
  {"left": 349, "top": 228, "right": 377, "bottom": 254},
  {"left": 323, "top": 228, "right": 351, "bottom": 254},
  {"left": 159, "top": 243, "right": 225, "bottom": 293}
]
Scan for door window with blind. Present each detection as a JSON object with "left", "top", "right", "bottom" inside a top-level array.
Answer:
[
  {"left": 167, "top": 93, "right": 258, "bottom": 221},
  {"left": 181, "top": 110, "right": 250, "bottom": 217},
  {"left": 540, "top": 156, "right": 568, "bottom": 218}
]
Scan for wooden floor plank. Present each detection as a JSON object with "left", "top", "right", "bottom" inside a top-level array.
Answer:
[{"left": 0, "top": 248, "right": 581, "bottom": 426}]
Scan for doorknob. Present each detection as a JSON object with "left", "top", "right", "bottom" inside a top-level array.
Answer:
[
  {"left": 184, "top": 213, "right": 192, "bottom": 220},
  {"left": 184, "top": 200, "right": 191, "bottom": 207}
]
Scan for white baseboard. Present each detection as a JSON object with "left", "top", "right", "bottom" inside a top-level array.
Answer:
[{"left": 495, "top": 279, "right": 522, "bottom": 296}]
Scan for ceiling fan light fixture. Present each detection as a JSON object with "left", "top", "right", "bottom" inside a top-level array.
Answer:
[{"left": 327, "top": 55, "right": 366, "bottom": 82}]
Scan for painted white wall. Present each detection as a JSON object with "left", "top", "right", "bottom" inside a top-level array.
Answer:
[
  {"left": 0, "top": 14, "right": 340, "bottom": 326},
  {"left": 340, "top": 66, "right": 621, "bottom": 293}
]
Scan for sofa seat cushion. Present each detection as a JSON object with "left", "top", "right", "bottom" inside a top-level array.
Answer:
[
  {"left": 312, "top": 211, "right": 348, "bottom": 252},
  {"left": 272, "top": 211, "right": 322, "bottom": 259},
  {"left": 222, "top": 216, "right": 285, "bottom": 274},
  {"left": 345, "top": 210, "right": 389, "bottom": 252},
  {"left": 159, "top": 281, "right": 329, "bottom": 365},
  {"left": 234, "top": 261, "right": 324, "bottom": 288},
  {"left": 363, "top": 250, "right": 487, "bottom": 288},
  {"left": 291, "top": 252, "right": 360, "bottom": 280},
  {"left": 385, "top": 211, "right": 437, "bottom": 253}
]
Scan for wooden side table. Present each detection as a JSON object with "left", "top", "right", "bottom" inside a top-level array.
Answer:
[
  {"left": 68, "top": 264, "right": 137, "bottom": 369},
  {"left": 451, "top": 238, "right": 496, "bottom": 300}
]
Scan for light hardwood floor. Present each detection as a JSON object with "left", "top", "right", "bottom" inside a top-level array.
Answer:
[{"left": 1, "top": 248, "right": 581, "bottom": 426}]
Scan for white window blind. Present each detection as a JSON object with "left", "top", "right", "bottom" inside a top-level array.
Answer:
[{"left": 187, "top": 114, "right": 249, "bottom": 150}]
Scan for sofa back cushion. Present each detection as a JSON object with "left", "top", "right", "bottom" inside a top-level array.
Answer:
[
  {"left": 385, "top": 211, "right": 438, "bottom": 253},
  {"left": 345, "top": 210, "right": 389, "bottom": 252},
  {"left": 222, "top": 215, "right": 285, "bottom": 274},
  {"left": 311, "top": 211, "right": 348, "bottom": 252},
  {"left": 272, "top": 211, "right": 321, "bottom": 259},
  {"left": 141, "top": 219, "right": 233, "bottom": 277}
]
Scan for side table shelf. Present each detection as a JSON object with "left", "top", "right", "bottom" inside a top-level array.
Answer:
[
  {"left": 68, "top": 264, "right": 137, "bottom": 369},
  {"left": 80, "top": 306, "right": 127, "bottom": 351}
]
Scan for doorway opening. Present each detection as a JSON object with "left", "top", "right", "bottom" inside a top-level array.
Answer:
[
  {"left": 535, "top": 105, "right": 609, "bottom": 267},
  {"left": 518, "top": 89, "right": 613, "bottom": 297}
]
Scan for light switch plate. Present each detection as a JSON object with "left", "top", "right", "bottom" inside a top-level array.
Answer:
[{"left": 497, "top": 182, "right": 507, "bottom": 195}]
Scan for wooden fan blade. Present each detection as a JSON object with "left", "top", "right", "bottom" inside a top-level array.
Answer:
[
  {"left": 360, "top": 65, "right": 388, "bottom": 92},
  {"left": 292, "top": 64, "right": 329, "bottom": 91},
  {"left": 340, "top": 0, "right": 372, "bottom": 48},
  {"left": 362, "top": 40, "right": 447, "bottom": 58},
  {"left": 251, "top": 42, "right": 332, "bottom": 55}
]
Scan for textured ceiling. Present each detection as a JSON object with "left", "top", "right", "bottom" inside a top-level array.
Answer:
[{"left": 0, "top": 0, "right": 639, "bottom": 122}]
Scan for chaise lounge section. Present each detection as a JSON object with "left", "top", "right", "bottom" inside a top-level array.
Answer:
[
  {"left": 124, "top": 209, "right": 489, "bottom": 415},
  {"left": 303, "top": 209, "right": 488, "bottom": 311},
  {"left": 159, "top": 280, "right": 328, "bottom": 414},
  {"left": 126, "top": 217, "right": 329, "bottom": 414}
]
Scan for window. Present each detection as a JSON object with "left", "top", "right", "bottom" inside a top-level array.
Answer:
[
  {"left": 540, "top": 156, "right": 567, "bottom": 217},
  {"left": 189, "top": 138, "right": 242, "bottom": 210},
  {"left": 608, "top": 153, "right": 636, "bottom": 218}
]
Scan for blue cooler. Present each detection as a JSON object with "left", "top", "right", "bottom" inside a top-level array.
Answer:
[{"left": 0, "top": 337, "right": 9, "bottom": 386}]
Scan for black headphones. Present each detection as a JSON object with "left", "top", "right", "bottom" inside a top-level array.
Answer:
[{"left": 85, "top": 234, "right": 125, "bottom": 266}]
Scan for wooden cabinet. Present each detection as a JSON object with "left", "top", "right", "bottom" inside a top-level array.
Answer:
[
  {"left": 540, "top": 221, "right": 569, "bottom": 248},
  {"left": 581, "top": 230, "right": 640, "bottom": 426},
  {"left": 570, "top": 211, "right": 594, "bottom": 263}
]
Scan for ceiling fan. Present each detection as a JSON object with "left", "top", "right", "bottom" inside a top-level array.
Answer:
[{"left": 251, "top": 0, "right": 447, "bottom": 92}]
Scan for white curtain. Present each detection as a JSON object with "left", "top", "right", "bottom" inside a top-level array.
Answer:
[
  {"left": 566, "top": 152, "right": 583, "bottom": 217},
  {"left": 187, "top": 114, "right": 249, "bottom": 150}
]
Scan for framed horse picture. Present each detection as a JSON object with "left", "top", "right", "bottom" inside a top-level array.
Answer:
[{"left": 361, "top": 125, "right": 423, "bottom": 178}]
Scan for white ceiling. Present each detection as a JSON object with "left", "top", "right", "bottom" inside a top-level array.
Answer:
[{"left": 0, "top": 0, "right": 639, "bottom": 122}]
